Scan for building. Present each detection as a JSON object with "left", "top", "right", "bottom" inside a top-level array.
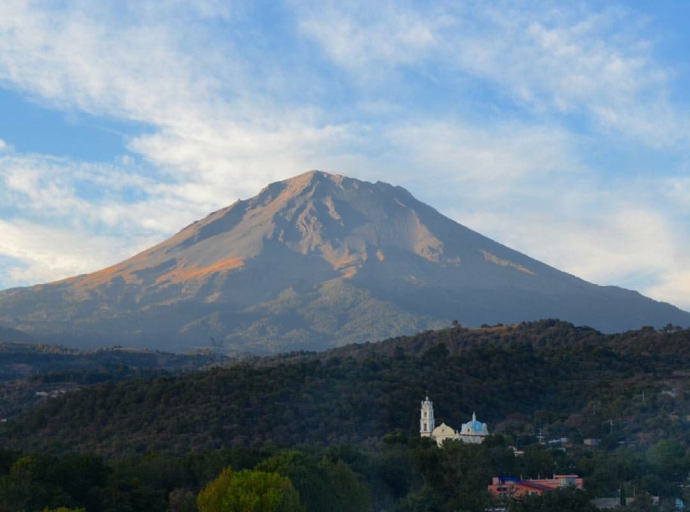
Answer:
[
  {"left": 420, "top": 395, "right": 489, "bottom": 446},
  {"left": 488, "top": 475, "right": 584, "bottom": 499},
  {"left": 420, "top": 395, "right": 435, "bottom": 436}
]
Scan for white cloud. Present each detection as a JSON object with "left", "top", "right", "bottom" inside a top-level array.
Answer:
[
  {"left": 647, "top": 271, "right": 690, "bottom": 312},
  {"left": 127, "top": 117, "right": 362, "bottom": 202},
  {"left": 296, "top": 0, "right": 442, "bottom": 79},
  {"left": 664, "top": 177, "right": 690, "bottom": 210},
  {"left": 0, "top": 139, "right": 11, "bottom": 152},
  {"left": 386, "top": 121, "right": 585, "bottom": 196},
  {"left": 0, "top": 219, "right": 153, "bottom": 287},
  {"left": 296, "top": 0, "right": 689, "bottom": 146},
  {"left": 1, "top": 153, "right": 167, "bottom": 228}
]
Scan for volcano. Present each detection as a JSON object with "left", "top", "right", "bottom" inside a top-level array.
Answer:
[{"left": 1, "top": 171, "right": 688, "bottom": 353}]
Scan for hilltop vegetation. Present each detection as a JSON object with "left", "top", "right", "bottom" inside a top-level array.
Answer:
[
  {"left": 3, "top": 320, "right": 690, "bottom": 455},
  {"left": 2, "top": 320, "right": 690, "bottom": 511},
  {"left": 0, "top": 343, "right": 216, "bottom": 420},
  {"left": 0, "top": 342, "right": 216, "bottom": 382}
]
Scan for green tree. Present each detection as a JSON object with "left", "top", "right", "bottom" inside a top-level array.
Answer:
[
  {"left": 197, "top": 467, "right": 303, "bottom": 512},
  {"left": 319, "top": 458, "right": 371, "bottom": 512},
  {"left": 0, "top": 456, "right": 68, "bottom": 512},
  {"left": 646, "top": 439, "right": 686, "bottom": 480},
  {"left": 222, "top": 470, "right": 302, "bottom": 512},
  {"left": 198, "top": 467, "right": 234, "bottom": 512},
  {"left": 256, "top": 452, "right": 331, "bottom": 512},
  {"left": 256, "top": 451, "right": 371, "bottom": 512}
]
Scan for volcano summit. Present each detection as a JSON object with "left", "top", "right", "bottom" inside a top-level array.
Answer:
[{"left": 1, "top": 171, "right": 688, "bottom": 353}]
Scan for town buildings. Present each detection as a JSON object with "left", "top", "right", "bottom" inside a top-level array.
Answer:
[
  {"left": 488, "top": 475, "right": 584, "bottom": 499},
  {"left": 420, "top": 395, "right": 489, "bottom": 446}
]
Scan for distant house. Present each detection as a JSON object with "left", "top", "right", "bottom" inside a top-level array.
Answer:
[
  {"left": 488, "top": 475, "right": 583, "bottom": 499},
  {"left": 420, "top": 395, "right": 489, "bottom": 447}
]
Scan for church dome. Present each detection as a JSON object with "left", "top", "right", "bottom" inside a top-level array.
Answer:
[{"left": 460, "top": 413, "right": 489, "bottom": 435}]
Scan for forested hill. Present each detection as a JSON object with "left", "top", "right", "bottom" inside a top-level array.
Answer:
[
  {"left": 3, "top": 320, "right": 690, "bottom": 456},
  {"left": 0, "top": 342, "right": 216, "bottom": 383}
]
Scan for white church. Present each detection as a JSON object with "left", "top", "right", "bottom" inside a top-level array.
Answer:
[{"left": 420, "top": 395, "right": 489, "bottom": 447}]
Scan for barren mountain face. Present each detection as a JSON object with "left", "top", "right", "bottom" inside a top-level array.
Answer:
[{"left": 1, "top": 171, "right": 688, "bottom": 353}]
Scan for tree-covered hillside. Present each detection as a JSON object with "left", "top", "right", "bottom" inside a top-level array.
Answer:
[
  {"left": 4, "top": 320, "right": 690, "bottom": 456},
  {"left": 0, "top": 342, "right": 219, "bottom": 421},
  {"left": 2, "top": 320, "right": 690, "bottom": 511}
]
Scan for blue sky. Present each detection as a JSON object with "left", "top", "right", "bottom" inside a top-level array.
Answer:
[{"left": 1, "top": 0, "right": 689, "bottom": 310}]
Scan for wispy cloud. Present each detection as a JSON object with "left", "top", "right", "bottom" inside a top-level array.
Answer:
[
  {"left": 0, "top": 219, "right": 149, "bottom": 288},
  {"left": 297, "top": 0, "right": 689, "bottom": 146},
  {"left": 0, "top": 0, "right": 366, "bottom": 200},
  {"left": 296, "top": 0, "right": 442, "bottom": 77},
  {"left": 664, "top": 177, "right": 690, "bottom": 210},
  {"left": 386, "top": 121, "right": 585, "bottom": 192},
  {"left": 0, "top": 151, "right": 193, "bottom": 284}
]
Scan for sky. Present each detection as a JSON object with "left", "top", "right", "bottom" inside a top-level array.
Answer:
[{"left": 0, "top": 0, "right": 689, "bottom": 311}]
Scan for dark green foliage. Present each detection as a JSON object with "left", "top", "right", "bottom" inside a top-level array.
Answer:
[
  {"left": 0, "top": 343, "right": 217, "bottom": 422},
  {"left": 4, "top": 321, "right": 690, "bottom": 458},
  {"left": 0, "top": 342, "right": 216, "bottom": 383},
  {"left": 40, "top": 508, "right": 87, "bottom": 512},
  {"left": 507, "top": 488, "right": 598, "bottom": 512},
  {"left": 0, "top": 321, "right": 690, "bottom": 510},
  {"left": 0, "top": 448, "right": 368, "bottom": 512},
  {"left": 256, "top": 451, "right": 372, "bottom": 512}
]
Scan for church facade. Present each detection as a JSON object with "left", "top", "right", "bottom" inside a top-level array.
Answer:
[{"left": 420, "top": 395, "right": 489, "bottom": 446}]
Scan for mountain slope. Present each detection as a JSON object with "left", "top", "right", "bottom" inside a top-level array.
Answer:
[
  {"left": 0, "top": 170, "right": 688, "bottom": 353},
  {"left": 0, "top": 325, "right": 32, "bottom": 343}
]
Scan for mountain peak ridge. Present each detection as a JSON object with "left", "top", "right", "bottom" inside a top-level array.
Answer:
[{"left": 1, "top": 170, "right": 688, "bottom": 352}]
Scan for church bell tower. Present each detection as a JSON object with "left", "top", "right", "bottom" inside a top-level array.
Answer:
[{"left": 420, "top": 395, "right": 435, "bottom": 437}]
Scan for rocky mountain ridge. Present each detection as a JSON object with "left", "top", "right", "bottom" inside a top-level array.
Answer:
[{"left": 0, "top": 170, "right": 688, "bottom": 353}]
